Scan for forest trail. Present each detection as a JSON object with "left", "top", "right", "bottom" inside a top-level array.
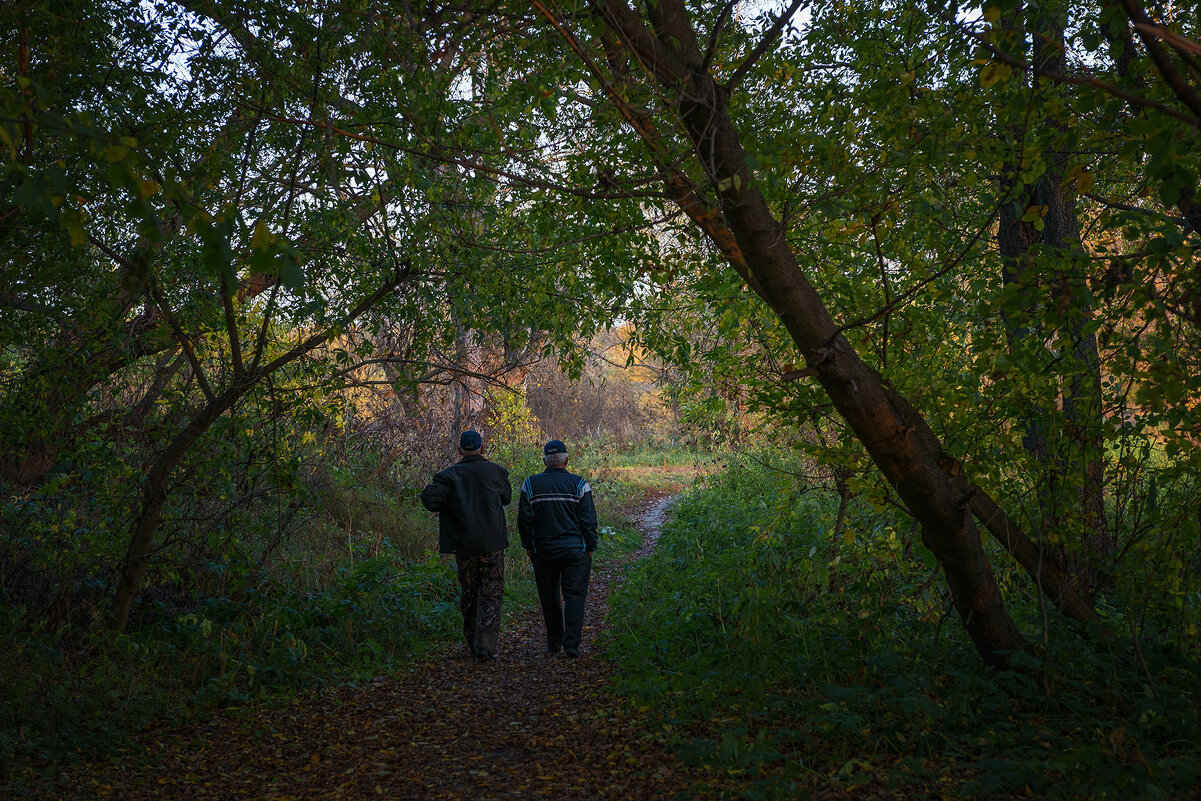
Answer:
[{"left": 68, "top": 493, "right": 694, "bottom": 800}]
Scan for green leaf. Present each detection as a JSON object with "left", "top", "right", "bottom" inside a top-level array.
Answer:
[
  {"left": 1160, "top": 179, "right": 1180, "bottom": 207},
  {"left": 280, "top": 258, "right": 304, "bottom": 291},
  {"left": 62, "top": 209, "right": 88, "bottom": 247},
  {"left": 12, "top": 174, "right": 50, "bottom": 210},
  {"left": 202, "top": 219, "right": 234, "bottom": 277}
]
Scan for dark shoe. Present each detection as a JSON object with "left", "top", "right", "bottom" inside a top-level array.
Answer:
[
  {"left": 546, "top": 644, "right": 562, "bottom": 656},
  {"left": 563, "top": 647, "right": 580, "bottom": 658}
]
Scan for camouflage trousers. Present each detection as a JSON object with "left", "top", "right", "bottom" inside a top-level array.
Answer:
[{"left": 455, "top": 550, "right": 505, "bottom": 658}]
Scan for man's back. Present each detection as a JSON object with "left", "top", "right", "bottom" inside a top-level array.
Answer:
[
  {"left": 419, "top": 431, "right": 510, "bottom": 660},
  {"left": 421, "top": 455, "right": 511, "bottom": 554},
  {"left": 518, "top": 467, "right": 597, "bottom": 558}
]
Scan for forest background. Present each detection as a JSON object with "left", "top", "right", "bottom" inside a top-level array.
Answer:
[{"left": 2, "top": 0, "right": 1201, "bottom": 795}]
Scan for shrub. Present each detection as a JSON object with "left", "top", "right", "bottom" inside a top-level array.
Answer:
[{"left": 606, "top": 457, "right": 1201, "bottom": 798}]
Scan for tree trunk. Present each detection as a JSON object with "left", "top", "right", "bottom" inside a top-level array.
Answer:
[
  {"left": 1035, "top": 10, "right": 1111, "bottom": 593},
  {"left": 109, "top": 386, "right": 244, "bottom": 632},
  {"left": 569, "top": 3, "right": 1096, "bottom": 626},
  {"left": 827, "top": 467, "right": 853, "bottom": 592},
  {"left": 587, "top": 0, "right": 1032, "bottom": 665},
  {"left": 995, "top": 3, "right": 1112, "bottom": 600}
]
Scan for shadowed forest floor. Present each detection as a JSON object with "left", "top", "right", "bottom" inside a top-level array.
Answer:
[{"left": 51, "top": 494, "right": 717, "bottom": 800}]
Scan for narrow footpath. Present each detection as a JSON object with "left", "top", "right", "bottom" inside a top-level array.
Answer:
[{"left": 73, "top": 494, "right": 690, "bottom": 800}]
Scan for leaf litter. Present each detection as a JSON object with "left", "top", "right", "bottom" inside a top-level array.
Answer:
[{"left": 55, "top": 493, "right": 713, "bottom": 800}]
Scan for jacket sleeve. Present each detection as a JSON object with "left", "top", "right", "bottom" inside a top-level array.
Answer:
[
  {"left": 500, "top": 467, "right": 512, "bottom": 506},
  {"left": 579, "top": 482, "right": 598, "bottom": 552},
  {"left": 517, "top": 478, "right": 533, "bottom": 550},
  {"left": 420, "top": 473, "right": 451, "bottom": 512}
]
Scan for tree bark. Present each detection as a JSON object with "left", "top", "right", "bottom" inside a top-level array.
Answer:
[
  {"left": 995, "top": 2, "right": 1112, "bottom": 600},
  {"left": 585, "top": 0, "right": 1033, "bottom": 665}
]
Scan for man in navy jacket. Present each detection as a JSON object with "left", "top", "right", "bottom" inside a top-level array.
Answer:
[
  {"left": 420, "top": 430, "right": 511, "bottom": 660},
  {"left": 518, "top": 439, "right": 598, "bottom": 657}
]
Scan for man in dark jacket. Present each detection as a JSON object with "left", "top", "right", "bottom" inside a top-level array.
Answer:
[
  {"left": 420, "top": 430, "right": 511, "bottom": 660},
  {"left": 518, "top": 439, "right": 598, "bottom": 658}
]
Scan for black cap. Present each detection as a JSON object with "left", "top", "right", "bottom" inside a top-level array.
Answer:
[
  {"left": 543, "top": 439, "right": 567, "bottom": 455},
  {"left": 459, "top": 430, "right": 483, "bottom": 451}
]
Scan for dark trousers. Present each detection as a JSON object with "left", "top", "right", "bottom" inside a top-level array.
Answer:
[
  {"left": 455, "top": 550, "right": 505, "bottom": 657},
  {"left": 531, "top": 550, "right": 592, "bottom": 651}
]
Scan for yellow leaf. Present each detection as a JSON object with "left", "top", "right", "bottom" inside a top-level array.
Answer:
[
  {"left": 252, "top": 218, "right": 271, "bottom": 250},
  {"left": 1076, "top": 170, "right": 1095, "bottom": 194},
  {"left": 68, "top": 221, "right": 87, "bottom": 247},
  {"left": 979, "top": 62, "right": 1011, "bottom": 87}
]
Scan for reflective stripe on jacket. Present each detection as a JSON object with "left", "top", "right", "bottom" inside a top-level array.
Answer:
[{"left": 517, "top": 467, "right": 598, "bottom": 557}]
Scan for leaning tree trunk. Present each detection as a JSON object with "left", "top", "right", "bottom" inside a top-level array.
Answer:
[
  {"left": 109, "top": 385, "right": 245, "bottom": 632},
  {"left": 534, "top": 0, "right": 1098, "bottom": 650},
  {"left": 584, "top": 0, "right": 1032, "bottom": 665}
]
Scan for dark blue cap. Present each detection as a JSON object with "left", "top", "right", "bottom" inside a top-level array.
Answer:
[
  {"left": 459, "top": 430, "right": 483, "bottom": 450},
  {"left": 543, "top": 439, "right": 567, "bottom": 455}
]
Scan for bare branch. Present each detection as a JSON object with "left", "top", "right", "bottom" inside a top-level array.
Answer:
[
  {"left": 148, "top": 280, "right": 216, "bottom": 404},
  {"left": 702, "top": 0, "right": 739, "bottom": 71},
  {"left": 219, "top": 271, "right": 244, "bottom": 377},
  {"left": 1120, "top": 0, "right": 1201, "bottom": 124},
  {"left": 725, "top": 0, "right": 806, "bottom": 94}
]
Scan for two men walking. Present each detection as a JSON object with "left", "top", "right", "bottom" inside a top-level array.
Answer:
[{"left": 420, "top": 432, "right": 598, "bottom": 660}]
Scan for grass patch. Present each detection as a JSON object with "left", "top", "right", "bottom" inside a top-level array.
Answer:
[{"left": 605, "top": 458, "right": 1201, "bottom": 799}]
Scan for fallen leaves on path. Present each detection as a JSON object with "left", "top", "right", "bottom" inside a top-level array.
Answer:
[{"left": 61, "top": 493, "right": 699, "bottom": 800}]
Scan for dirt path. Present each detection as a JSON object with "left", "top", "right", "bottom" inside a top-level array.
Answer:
[{"left": 69, "top": 493, "right": 688, "bottom": 800}]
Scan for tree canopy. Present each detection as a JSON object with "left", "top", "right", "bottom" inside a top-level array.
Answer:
[{"left": 2, "top": 0, "right": 1199, "bottom": 663}]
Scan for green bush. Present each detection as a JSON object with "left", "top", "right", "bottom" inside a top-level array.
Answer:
[
  {"left": 605, "top": 457, "right": 1201, "bottom": 799},
  {"left": 0, "top": 543, "right": 458, "bottom": 785}
]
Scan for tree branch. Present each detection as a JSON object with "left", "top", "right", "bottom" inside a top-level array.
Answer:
[
  {"left": 961, "top": 20, "right": 1201, "bottom": 128},
  {"left": 702, "top": 0, "right": 739, "bottom": 71},
  {"left": 725, "top": 0, "right": 806, "bottom": 94},
  {"left": 1120, "top": 0, "right": 1201, "bottom": 124},
  {"left": 148, "top": 280, "right": 216, "bottom": 404}
]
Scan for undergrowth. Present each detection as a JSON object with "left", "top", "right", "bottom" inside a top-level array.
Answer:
[
  {"left": 605, "top": 458, "right": 1201, "bottom": 800},
  {"left": 0, "top": 436, "right": 654, "bottom": 793},
  {"left": 0, "top": 521, "right": 459, "bottom": 788}
]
